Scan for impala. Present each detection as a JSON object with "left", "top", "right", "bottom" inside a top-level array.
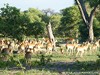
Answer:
[
  {"left": 76, "top": 42, "right": 90, "bottom": 57},
  {"left": 66, "top": 43, "right": 78, "bottom": 55},
  {"left": 65, "top": 38, "right": 76, "bottom": 44},
  {"left": 46, "top": 40, "right": 54, "bottom": 54}
]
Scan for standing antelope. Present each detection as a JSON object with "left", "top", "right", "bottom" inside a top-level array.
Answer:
[
  {"left": 46, "top": 41, "right": 54, "bottom": 54},
  {"left": 25, "top": 47, "right": 33, "bottom": 69},
  {"left": 66, "top": 43, "right": 78, "bottom": 55},
  {"left": 76, "top": 42, "right": 90, "bottom": 57}
]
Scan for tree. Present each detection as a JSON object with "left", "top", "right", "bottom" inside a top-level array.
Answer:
[
  {"left": 50, "top": 13, "right": 62, "bottom": 36},
  {"left": 42, "top": 9, "right": 56, "bottom": 45},
  {"left": 75, "top": 0, "right": 100, "bottom": 42},
  {"left": 27, "top": 21, "right": 45, "bottom": 38},
  {"left": 0, "top": 4, "right": 21, "bottom": 38},
  {"left": 47, "top": 22, "right": 56, "bottom": 49},
  {"left": 24, "top": 8, "right": 43, "bottom": 23},
  {"left": 42, "top": 8, "right": 54, "bottom": 16},
  {"left": 59, "top": 6, "right": 81, "bottom": 38}
]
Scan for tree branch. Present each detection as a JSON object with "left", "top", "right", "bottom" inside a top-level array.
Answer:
[
  {"left": 89, "top": 2, "right": 99, "bottom": 26},
  {"left": 75, "top": 0, "right": 89, "bottom": 26}
]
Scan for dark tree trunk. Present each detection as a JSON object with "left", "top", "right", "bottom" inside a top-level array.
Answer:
[{"left": 75, "top": 0, "right": 99, "bottom": 42}]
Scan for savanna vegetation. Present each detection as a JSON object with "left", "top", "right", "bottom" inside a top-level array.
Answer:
[{"left": 0, "top": 0, "right": 100, "bottom": 75}]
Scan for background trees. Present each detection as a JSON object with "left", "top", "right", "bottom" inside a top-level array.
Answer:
[
  {"left": 0, "top": 4, "right": 21, "bottom": 39},
  {"left": 27, "top": 21, "right": 45, "bottom": 38},
  {"left": 0, "top": 3, "right": 99, "bottom": 41},
  {"left": 50, "top": 13, "right": 62, "bottom": 36},
  {"left": 57, "top": 6, "right": 82, "bottom": 38}
]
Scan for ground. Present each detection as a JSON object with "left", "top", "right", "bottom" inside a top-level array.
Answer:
[{"left": 0, "top": 47, "right": 100, "bottom": 75}]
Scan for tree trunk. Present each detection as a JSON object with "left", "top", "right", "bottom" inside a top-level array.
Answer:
[
  {"left": 89, "top": 24, "right": 94, "bottom": 42},
  {"left": 47, "top": 22, "right": 56, "bottom": 49},
  {"left": 75, "top": 0, "right": 99, "bottom": 42},
  {"left": 88, "top": 12, "right": 94, "bottom": 42}
]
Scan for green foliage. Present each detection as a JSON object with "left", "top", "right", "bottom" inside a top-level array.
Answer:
[
  {"left": 96, "top": 59, "right": 100, "bottom": 68},
  {"left": 41, "top": 14, "right": 50, "bottom": 24},
  {"left": 93, "top": 18, "right": 100, "bottom": 38},
  {"left": 0, "top": 3, "right": 100, "bottom": 40},
  {"left": 0, "top": 4, "right": 20, "bottom": 37},
  {"left": 0, "top": 4, "right": 46, "bottom": 40},
  {"left": 85, "top": 0, "right": 100, "bottom": 7},
  {"left": 27, "top": 21, "right": 45, "bottom": 38},
  {"left": 50, "top": 13, "right": 62, "bottom": 35},
  {"left": 79, "top": 23, "right": 89, "bottom": 41},
  {"left": 24, "top": 8, "right": 43, "bottom": 23},
  {"left": 58, "top": 6, "right": 82, "bottom": 37},
  {"left": 37, "top": 54, "right": 52, "bottom": 66}
]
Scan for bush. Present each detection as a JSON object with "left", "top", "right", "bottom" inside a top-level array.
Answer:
[{"left": 37, "top": 53, "right": 52, "bottom": 66}]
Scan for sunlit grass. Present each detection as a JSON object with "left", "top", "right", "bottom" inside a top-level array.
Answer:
[{"left": 0, "top": 47, "right": 100, "bottom": 75}]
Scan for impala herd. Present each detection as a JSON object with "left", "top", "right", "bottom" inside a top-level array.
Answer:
[
  {"left": 65, "top": 38, "right": 100, "bottom": 57},
  {"left": 0, "top": 38, "right": 100, "bottom": 61}
]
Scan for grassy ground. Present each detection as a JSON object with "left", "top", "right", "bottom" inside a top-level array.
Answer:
[{"left": 0, "top": 48, "right": 100, "bottom": 75}]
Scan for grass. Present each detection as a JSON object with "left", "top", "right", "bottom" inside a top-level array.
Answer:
[{"left": 0, "top": 48, "right": 100, "bottom": 75}]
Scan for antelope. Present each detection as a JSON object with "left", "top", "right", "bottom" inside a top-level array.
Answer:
[
  {"left": 25, "top": 47, "right": 33, "bottom": 59},
  {"left": 83, "top": 41, "right": 90, "bottom": 55},
  {"left": 1, "top": 41, "right": 15, "bottom": 61},
  {"left": 76, "top": 42, "right": 90, "bottom": 57},
  {"left": 60, "top": 47, "right": 63, "bottom": 54},
  {"left": 66, "top": 43, "right": 78, "bottom": 55},
  {"left": 89, "top": 43, "right": 98, "bottom": 55},
  {"left": 95, "top": 39, "right": 100, "bottom": 49},
  {"left": 18, "top": 41, "right": 28, "bottom": 53},
  {"left": 65, "top": 38, "right": 76, "bottom": 44},
  {"left": 76, "top": 45, "right": 85, "bottom": 57},
  {"left": 0, "top": 39, "right": 5, "bottom": 45},
  {"left": 25, "top": 47, "right": 33, "bottom": 69},
  {"left": 46, "top": 41, "right": 54, "bottom": 54},
  {"left": 34, "top": 40, "right": 45, "bottom": 53}
]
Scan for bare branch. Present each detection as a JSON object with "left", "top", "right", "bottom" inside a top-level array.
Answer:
[{"left": 75, "top": 0, "right": 89, "bottom": 26}]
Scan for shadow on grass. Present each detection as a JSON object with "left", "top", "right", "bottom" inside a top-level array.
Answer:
[
  {"left": 31, "top": 60, "right": 100, "bottom": 72},
  {"left": 0, "top": 54, "right": 100, "bottom": 74}
]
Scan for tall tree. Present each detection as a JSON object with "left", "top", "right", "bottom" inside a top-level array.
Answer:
[
  {"left": 50, "top": 13, "right": 62, "bottom": 36},
  {"left": 27, "top": 21, "right": 45, "bottom": 38},
  {"left": 24, "top": 8, "right": 43, "bottom": 23},
  {"left": 75, "top": 0, "right": 100, "bottom": 42},
  {"left": 42, "top": 9, "right": 56, "bottom": 46},
  {"left": 59, "top": 6, "right": 81, "bottom": 38},
  {"left": 0, "top": 4, "right": 21, "bottom": 38}
]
